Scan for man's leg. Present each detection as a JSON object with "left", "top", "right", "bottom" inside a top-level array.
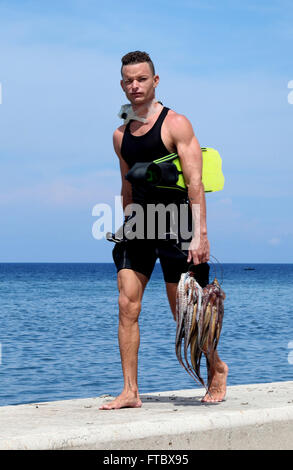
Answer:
[
  {"left": 99, "top": 269, "right": 148, "bottom": 410},
  {"left": 165, "top": 282, "right": 228, "bottom": 403}
]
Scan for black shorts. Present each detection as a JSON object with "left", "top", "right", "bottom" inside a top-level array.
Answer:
[{"left": 112, "top": 239, "right": 209, "bottom": 286}]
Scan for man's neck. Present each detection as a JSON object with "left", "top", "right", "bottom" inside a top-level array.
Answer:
[{"left": 131, "top": 99, "right": 162, "bottom": 120}]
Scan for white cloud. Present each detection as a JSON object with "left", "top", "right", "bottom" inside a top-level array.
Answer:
[
  {"left": 268, "top": 237, "right": 281, "bottom": 246},
  {"left": 0, "top": 170, "right": 121, "bottom": 208}
]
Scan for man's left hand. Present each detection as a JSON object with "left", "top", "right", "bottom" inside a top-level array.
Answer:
[{"left": 187, "top": 233, "right": 210, "bottom": 265}]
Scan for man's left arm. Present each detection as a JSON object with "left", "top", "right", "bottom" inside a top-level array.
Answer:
[{"left": 169, "top": 114, "right": 210, "bottom": 265}]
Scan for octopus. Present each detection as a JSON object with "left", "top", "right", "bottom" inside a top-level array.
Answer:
[{"left": 175, "top": 271, "right": 225, "bottom": 391}]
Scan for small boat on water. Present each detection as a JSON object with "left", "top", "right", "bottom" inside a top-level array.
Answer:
[{"left": 244, "top": 267, "right": 256, "bottom": 271}]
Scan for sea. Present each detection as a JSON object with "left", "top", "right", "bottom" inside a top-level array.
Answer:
[{"left": 0, "top": 263, "right": 292, "bottom": 407}]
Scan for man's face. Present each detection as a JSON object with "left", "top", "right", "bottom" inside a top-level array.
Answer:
[{"left": 121, "top": 62, "right": 159, "bottom": 106}]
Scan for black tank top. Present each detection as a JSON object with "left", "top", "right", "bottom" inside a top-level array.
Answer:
[
  {"left": 121, "top": 106, "right": 170, "bottom": 168},
  {"left": 121, "top": 107, "right": 186, "bottom": 205}
]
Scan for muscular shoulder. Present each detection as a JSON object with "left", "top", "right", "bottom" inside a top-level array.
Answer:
[
  {"left": 164, "top": 110, "right": 195, "bottom": 143},
  {"left": 113, "top": 124, "right": 126, "bottom": 157}
]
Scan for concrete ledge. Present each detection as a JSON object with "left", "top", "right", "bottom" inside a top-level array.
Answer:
[{"left": 0, "top": 381, "right": 293, "bottom": 450}]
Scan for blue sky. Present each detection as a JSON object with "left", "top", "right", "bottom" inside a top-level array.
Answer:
[{"left": 0, "top": 0, "right": 293, "bottom": 262}]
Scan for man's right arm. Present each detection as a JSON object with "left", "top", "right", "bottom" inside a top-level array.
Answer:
[{"left": 113, "top": 127, "right": 133, "bottom": 216}]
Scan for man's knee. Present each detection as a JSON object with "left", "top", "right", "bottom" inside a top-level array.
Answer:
[{"left": 118, "top": 293, "right": 141, "bottom": 324}]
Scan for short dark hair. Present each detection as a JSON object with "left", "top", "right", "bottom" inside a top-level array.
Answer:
[{"left": 121, "top": 51, "right": 155, "bottom": 77}]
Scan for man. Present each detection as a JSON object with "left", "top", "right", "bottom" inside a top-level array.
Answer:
[{"left": 99, "top": 51, "right": 228, "bottom": 410}]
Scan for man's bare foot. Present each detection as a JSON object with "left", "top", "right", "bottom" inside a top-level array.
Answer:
[
  {"left": 201, "top": 361, "right": 228, "bottom": 403},
  {"left": 99, "top": 391, "right": 142, "bottom": 410}
]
